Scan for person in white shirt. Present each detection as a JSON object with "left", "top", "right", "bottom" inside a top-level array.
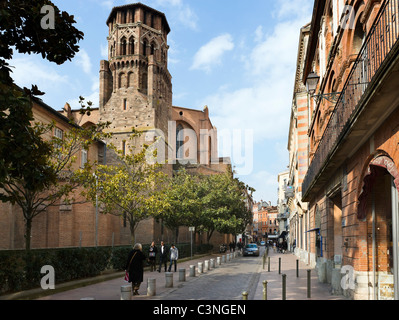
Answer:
[{"left": 168, "top": 244, "right": 179, "bottom": 272}]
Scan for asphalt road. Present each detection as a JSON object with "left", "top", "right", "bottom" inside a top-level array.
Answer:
[{"left": 157, "top": 247, "right": 265, "bottom": 300}]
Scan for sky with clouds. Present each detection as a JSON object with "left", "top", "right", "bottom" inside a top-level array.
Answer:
[{"left": 9, "top": 0, "right": 314, "bottom": 204}]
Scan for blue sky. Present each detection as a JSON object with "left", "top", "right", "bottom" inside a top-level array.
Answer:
[{"left": 10, "top": 0, "right": 313, "bottom": 204}]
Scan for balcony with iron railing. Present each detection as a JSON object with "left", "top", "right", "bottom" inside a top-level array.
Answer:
[{"left": 302, "top": 0, "right": 399, "bottom": 200}]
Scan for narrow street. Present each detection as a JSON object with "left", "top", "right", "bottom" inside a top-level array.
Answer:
[{"left": 157, "top": 248, "right": 265, "bottom": 301}]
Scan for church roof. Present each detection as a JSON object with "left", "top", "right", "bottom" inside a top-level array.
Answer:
[{"left": 106, "top": 2, "right": 171, "bottom": 34}]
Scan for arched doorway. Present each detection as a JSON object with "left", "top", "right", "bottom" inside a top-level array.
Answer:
[{"left": 358, "top": 155, "right": 399, "bottom": 300}]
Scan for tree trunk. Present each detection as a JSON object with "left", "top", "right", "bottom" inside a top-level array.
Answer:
[
  {"left": 130, "top": 222, "right": 136, "bottom": 246},
  {"left": 174, "top": 227, "right": 179, "bottom": 244},
  {"left": 207, "top": 230, "right": 214, "bottom": 244},
  {"left": 25, "top": 217, "right": 32, "bottom": 251}
]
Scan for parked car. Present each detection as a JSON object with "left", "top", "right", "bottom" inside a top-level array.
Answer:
[{"left": 243, "top": 243, "right": 260, "bottom": 257}]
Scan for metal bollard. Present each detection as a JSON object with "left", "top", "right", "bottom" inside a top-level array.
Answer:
[
  {"left": 189, "top": 265, "right": 196, "bottom": 277},
  {"left": 263, "top": 254, "right": 266, "bottom": 270},
  {"left": 198, "top": 262, "right": 203, "bottom": 274},
  {"left": 307, "top": 270, "right": 311, "bottom": 299},
  {"left": 210, "top": 258, "right": 215, "bottom": 269},
  {"left": 147, "top": 278, "right": 156, "bottom": 296},
  {"left": 165, "top": 272, "right": 173, "bottom": 288},
  {"left": 216, "top": 257, "right": 221, "bottom": 266},
  {"left": 121, "top": 285, "right": 132, "bottom": 300},
  {"left": 263, "top": 280, "right": 268, "bottom": 300},
  {"left": 179, "top": 269, "right": 186, "bottom": 282},
  {"left": 222, "top": 255, "right": 226, "bottom": 263},
  {"left": 268, "top": 256, "right": 271, "bottom": 272},
  {"left": 296, "top": 260, "right": 299, "bottom": 278},
  {"left": 242, "top": 291, "right": 248, "bottom": 300},
  {"left": 204, "top": 260, "right": 209, "bottom": 272},
  {"left": 279, "top": 257, "right": 281, "bottom": 274},
  {"left": 282, "top": 274, "right": 287, "bottom": 300}
]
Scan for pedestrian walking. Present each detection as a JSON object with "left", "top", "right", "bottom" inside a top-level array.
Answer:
[
  {"left": 168, "top": 244, "right": 179, "bottom": 272},
  {"left": 125, "top": 243, "right": 146, "bottom": 296},
  {"left": 148, "top": 241, "right": 158, "bottom": 272},
  {"left": 158, "top": 241, "right": 169, "bottom": 273}
]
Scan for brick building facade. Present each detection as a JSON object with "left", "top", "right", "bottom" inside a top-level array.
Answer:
[
  {"left": 0, "top": 3, "right": 234, "bottom": 250},
  {"left": 0, "top": 98, "right": 127, "bottom": 249},
  {"left": 291, "top": 0, "right": 399, "bottom": 300},
  {"left": 251, "top": 201, "right": 279, "bottom": 243}
]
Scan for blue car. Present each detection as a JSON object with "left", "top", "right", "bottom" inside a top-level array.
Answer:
[{"left": 243, "top": 244, "right": 260, "bottom": 257}]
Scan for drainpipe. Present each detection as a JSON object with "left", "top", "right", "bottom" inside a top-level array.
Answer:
[
  {"left": 372, "top": 190, "right": 377, "bottom": 300},
  {"left": 391, "top": 178, "right": 399, "bottom": 301}
]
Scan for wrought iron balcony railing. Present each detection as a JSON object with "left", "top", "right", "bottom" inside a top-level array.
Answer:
[{"left": 302, "top": 0, "right": 399, "bottom": 198}]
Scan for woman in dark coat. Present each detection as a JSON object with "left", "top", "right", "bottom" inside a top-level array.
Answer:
[
  {"left": 148, "top": 241, "right": 158, "bottom": 272},
  {"left": 125, "top": 243, "right": 146, "bottom": 296}
]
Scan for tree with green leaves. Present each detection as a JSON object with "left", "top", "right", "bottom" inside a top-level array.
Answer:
[
  {"left": 161, "top": 168, "right": 254, "bottom": 245},
  {"left": 0, "top": 0, "right": 84, "bottom": 186},
  {"left": 0, "top": 1, "right": 87, "bottom": 250},
  {"left": 201, "top": 173, "right": 253, "bottom": 244},
  {"left": 81, "top": 131, "right": 169, "bottom": 245},
  {"left": 0, "top": 97, "right": 109, "bottom": 251},
  {"left": 160, "top": 169, "right": 205, "bottom": 243}
]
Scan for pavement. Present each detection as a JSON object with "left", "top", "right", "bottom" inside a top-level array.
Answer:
[
  {"left": 252, "top": 249, "right": 348, "bottom": 300},
  {"left": 2, "top": 248, "right": 349, "bottom": 301}
]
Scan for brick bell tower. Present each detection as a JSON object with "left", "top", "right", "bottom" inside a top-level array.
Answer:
[
  {"left": 99, "top": 4, "right": 173, "bottom": 244},
  {"left": 99, "top": 3, "right": 173, "bottom": 162}
]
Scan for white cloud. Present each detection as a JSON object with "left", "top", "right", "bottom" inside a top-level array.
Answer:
[
  {"left": 100, "top": 43, "right": 108, "bottom": 59},
  {"left": 204, "top": 81, "right": 291, "bottom": 144},
  {"left": 243, "top": 170, "right": 279, "bottom": 204},
  {"left": 196, "top": 1, "right": 312, "bottom": 202},
  {"left": 254, "top": 26, "right": 264, "bottom": 43},
  {"left": 191, "top": 34, "right": 234, "bottom": 73},
  {"left": 147, "top": 0, "right": 198, "bottom": 30},
  {"left": 273, "top": 0, "right": 313, "bottom": 20},
  {"left": 202, "top": 1, "right": 312, "bottom": 143},
  {"left": 75, "top": 49, "right": 92, "bottom": 75},
  {"left": 9, "top": 56, "right": 69, "bottom": 90}
]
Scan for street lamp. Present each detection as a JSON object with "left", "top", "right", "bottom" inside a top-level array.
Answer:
[
  {"left": 93, "top": 173, "right": 99, "bottom": 247},
  {"left": 306, "top": 72, "right": 320, "bottom": 95},
  {"left": 306, "top": 72, "right": 341, "bottom": 104}
]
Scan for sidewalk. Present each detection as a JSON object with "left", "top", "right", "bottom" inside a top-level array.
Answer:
[
  {"left": 253, "top": 250, "right": 348, "bottom": 300},
  {"left": 36, "top": 253, "right": 220, "bottom": 300},
  {"left": 4, "top": 249, "right": 349, "bottom": 301}
]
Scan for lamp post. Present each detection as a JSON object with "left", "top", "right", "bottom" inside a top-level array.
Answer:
[
  {"left": 306, "top": 72, "right": 341, "bottom": 104},
  {"left": 305, "top": 72, "right": 320, "bottom": 96},
  {"left": 189, "top": 227, "right": 195, "bottom": 259},
  {"left": 93, "top": 173, "right": 99, "bottom": 247}
]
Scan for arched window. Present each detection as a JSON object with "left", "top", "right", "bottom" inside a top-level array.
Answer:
[
  {"left": 129, "top": 37, "right": 135, "bottom": 55},
  {"left": 142, "top": 73, "right": 148, "bottom": 93},
  {"left": 121, "top": 37, "right": 127, "bottom": 56},
  {"left": 128, "top": 72, "right": 134, "bottom": 88},
  {"left": 142, "top": 40, "right": 148, "bottom": 56},
  {"left": 176, "top": 124, "right": 184, "bottom": 159},
  {"left": 352, "top": 17, "right": 365, "bottom": 55},
  {"left": 118, "top": 72, "right": 126, "bottom": 89}
]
